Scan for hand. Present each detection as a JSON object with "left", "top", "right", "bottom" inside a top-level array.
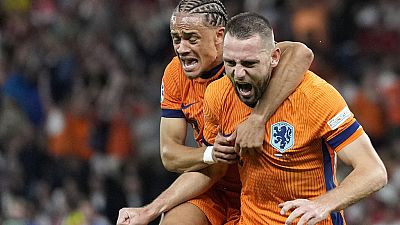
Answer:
[
  {"left": 279, "top": 199, "right": 330, "bottom": 225},
  {"left": 116, "top": 207, "right": 155, "bottom": 225},
  {"left": 212, "top": 131, "right": 239, "bottom": 164},
  {"left": 231, "top": 115, "right": 265, "bottom": 156}
]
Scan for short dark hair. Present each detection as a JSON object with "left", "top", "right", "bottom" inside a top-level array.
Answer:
[
  {"left": 173, "top": 0, "right": 228, "bottom": 27},
  {"left": 226, "top": 12, "right": 273, "bottom": 41}
]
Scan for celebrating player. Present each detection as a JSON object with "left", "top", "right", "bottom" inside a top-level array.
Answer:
[
  {"left": 201, "top": 12, "right": 387, "bottom": 224},
  {"left": 116, "top": 0, "right": 313, "bottom": 224}
]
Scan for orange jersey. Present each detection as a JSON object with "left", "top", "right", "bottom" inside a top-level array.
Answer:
[
  {"left": 161, "top": 57, "right": 241, "bottom": 224},
  {"left": 204, "top": 71, "right": 364, "bottom": 225},
  {"left": 161, "top": 56, "right": 224, "bottom": 144}
]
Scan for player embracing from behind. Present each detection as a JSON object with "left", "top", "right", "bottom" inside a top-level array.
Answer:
[{"left": 117, "top": 1, "right": 314, "bottom": 224}]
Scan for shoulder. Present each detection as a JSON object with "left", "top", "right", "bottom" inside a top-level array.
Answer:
[
  {"left": 204, "top": 76, "right": 234, "bottom": 113},
  {"left": 294, "top": 71, "right": 350, "bottom": 129},
  {"left": 205, "top": 76, "right": 233, "bottom": 101},
  {"left": 163, "top": 57, "right": 184, "bottom": 81},
  {"left": 298, "top": 71, "right": 343, "bottom": 102}
]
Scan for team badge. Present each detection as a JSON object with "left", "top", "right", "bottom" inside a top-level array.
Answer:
[
  {"left": 160, "top": 80, "right": 164, "bottom": 103},
  {"left": 271, "top": 122, "right": 294, "bottom": 153}
]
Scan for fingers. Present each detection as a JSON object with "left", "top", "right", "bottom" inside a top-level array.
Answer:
[
  {"left": 226, "top": 130, "right": 237, "bottom": 142},
  {"left": 279, "top": 201, "right": 293, "bottom": 215},
  {"left": 215, "top": 131, "right": 233, "bottom": 146},
  {"left": 238, "top": 147, "right": 261, "bottom": 157},
  {"left": 296, "top": 212, "right": 316, "bottom": 225},
  {"left": 279, "top": 199, "right": 325, "bottom": 225},
  {"left": 285, "top": 209, "right": 320, "bottom": 225},
  {"left": 284, "top": 207, "right": 305, "bottom": 225},
  {"left": 116, "top": 209, "right": 130, "bottom": 225},
  {"left": 235, "top": 142, "right": 241, "bottom": 155},
  {"left": 213, "top": 142, "right": 238, "bottom": 164},
  {"left": 214, "top": 150, "right": 237, "bottom": 160},
  {"left": 234, "top": 122, "right": 265, "bottom": 156},
  {"left": 305, "top": 217, "right": 321, "bottom": 225},
  {"left": 279, "top": 199, "right": 308, "bottom": 215},
  {"left": 214, "top": 147, "right": 238, "bottom": 161}
]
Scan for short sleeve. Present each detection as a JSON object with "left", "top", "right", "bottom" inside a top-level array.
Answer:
[
  {"left": 307, "top": 80, "right": 364, "bottom": 152},
  {"left": 160, "top": 58, "right": 185, "bottom": 118}
]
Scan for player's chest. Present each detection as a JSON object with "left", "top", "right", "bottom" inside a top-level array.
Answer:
[
  {"left": 180, "top": 83, "right": 208, "bottom": 128},
  {"left": 223, "top": 105, "right": 320, "bottom": 159}
]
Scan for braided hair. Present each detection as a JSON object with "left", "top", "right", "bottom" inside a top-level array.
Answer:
[{"left": 174, "top": 0, "right": 228, "bottom": 27}]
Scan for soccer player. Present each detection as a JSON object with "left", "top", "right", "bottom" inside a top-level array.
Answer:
[
  {"left": 116, "top": 0, "right": 313, "bottom": 224},
  {"left": 201, "top": 12, "right": 387, "bottom": 224},
  {"left": 117, "top": 11, "right": 387, "bottom": 225}
]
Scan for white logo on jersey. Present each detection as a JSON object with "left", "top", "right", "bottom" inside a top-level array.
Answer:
[
  {"left": 328, "top": 106, "right": 352, "bottom": 130},
  {"left": 160, "top": 80, "right": 164, "bottom": 103}
]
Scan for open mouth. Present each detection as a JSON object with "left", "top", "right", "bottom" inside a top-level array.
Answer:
[
  {"left": 181, "top": 57, "right": 199, "bottom": 72},
  {"left": 236, "top": 82, "right": 253, "bottom": 98}
]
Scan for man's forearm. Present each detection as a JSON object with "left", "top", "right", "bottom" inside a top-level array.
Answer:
[
  {"left": 145, "top": 164, "right": 227, "bottom": 217},
  {"left": 315, "top": 162, "right": 387, "bottom": 212},
  {"left": 160, "top": 118, "right": 210, "bottom": 173},
  {"left": 253, "top": 41, "right": 313, "bottom": 122},
  {"left": 318, "top": 134, "right": 387, "bottom": 212},
  {"left": 160, "top": 144, "right": 209, "bottom": 173}
]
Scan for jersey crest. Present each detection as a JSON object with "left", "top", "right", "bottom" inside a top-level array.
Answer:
[{"left": 271, "top": 122, "right": 294, "bottom": 153}]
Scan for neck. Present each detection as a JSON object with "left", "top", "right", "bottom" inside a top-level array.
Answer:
[{"left": 200, "top": 62, "right": 224, "bottom": 79}]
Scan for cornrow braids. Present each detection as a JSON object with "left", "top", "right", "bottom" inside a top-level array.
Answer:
[{"left": 174, "top": 0, "right": 228, "bottom": 27}]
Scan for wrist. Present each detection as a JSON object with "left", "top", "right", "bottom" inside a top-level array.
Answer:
[
  {"left": 249, "top": 112, "right": 267, "bottom": 123},
  {"left": 203, "top": 146, "right": 216, "bottom": 164},
  {"left": 145, "top": 200, "right": 165, "bottom": 219}
]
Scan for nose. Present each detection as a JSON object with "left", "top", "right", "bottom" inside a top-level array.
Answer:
[
  {"left": 176, "top": 41, "right": 190, "bottom": 55},
  {"left": 234, "top": 65, "right": 246, "bottom": 80}
]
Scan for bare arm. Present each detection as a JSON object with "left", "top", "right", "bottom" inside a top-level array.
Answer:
[
  {"left": 280, "top": 133, "right": 387, "bottom": 224},
  {"left": 149, "top": 163, "right": 228, "bottom": 216},
  {"left": 316, "top": 133, "right": 387, "bottom": 210},
  {"left": 117, "top": 132, "right": 233, "bottom": 225},
  {"left": 117, "top": 155, "right": 229, "bottom": 225},
  {"left": 160, "top": 117, "right": 208, "bottom": 173},
  {"left": 235, "top": 41, "right": 314, "bottom": 154},
  {"left": 255, "top": 41, "right": 314, "bottom": 122}
]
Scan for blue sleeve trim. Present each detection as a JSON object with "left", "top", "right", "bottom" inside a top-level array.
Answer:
[
  {"left": 202, "top": 136, "right": 212, "bottom": 146},
  {"left": 322, "top": 142, "right": 336, "bottom": 192},
  {"left": 161, "top": 109, "right": 185, "bottom": 118},
  {"left": 322, "top": 142, "right": 345, "bottom": 225},
  {"left": 330, "top": 211, "right": 345, "bottom": 225},
  {"left": 327, "top": 121, "right": 360, "bottom": 149}
]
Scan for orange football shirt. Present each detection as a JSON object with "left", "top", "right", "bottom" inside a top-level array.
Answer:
[
  {"left": 161, "top": 56, "right": 225, "bottom": 144},
  {"left": 204, "top": 71, "right": 364, "bottom": 225},
  {"left": 160, "top": 57, "right": 241, "bottom": 224}
]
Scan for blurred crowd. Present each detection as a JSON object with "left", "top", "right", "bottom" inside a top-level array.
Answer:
[{"left": 0, "top": 0, "right": 399, "bottom": 225}]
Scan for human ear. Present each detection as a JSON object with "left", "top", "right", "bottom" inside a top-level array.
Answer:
[
  {"left": 215, "top": 27, "right": 225, "bottom": 45},
  {"left": 271, "top": 47, "right": 281, "bottom": 67}
]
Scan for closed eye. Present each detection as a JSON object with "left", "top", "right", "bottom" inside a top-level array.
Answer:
[
  {"left": 241, "top": 61, "right": 258, "bottom": 68},
  {"left": 224, "top": 59, "right": 235, "bottom": 67},
  {"left": 188, "top": 37, "right": 198, "bottom": 44},
  {"left": 172, "top": 37, "right": 181, "bottom": 44},
  {"left": 171, "top": 33, "right": 181, "bottom": 44}
]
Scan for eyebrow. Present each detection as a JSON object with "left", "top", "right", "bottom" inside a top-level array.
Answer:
[
  {"left": 171, "top": 31, "right": 199, "bottom": 36},
  {"left": 243, "top": 59, "right": 260, "bottom": 63},
  {"left": 223, "top": 57, "right": 260, "bottom": 63},
  {"left": 183, "top": 31, "right": 198, "bottom": 35}
]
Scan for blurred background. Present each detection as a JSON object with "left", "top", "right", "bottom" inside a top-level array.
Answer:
[{"left": 0, "top": 0, "right": 399, "bottom": 224}]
